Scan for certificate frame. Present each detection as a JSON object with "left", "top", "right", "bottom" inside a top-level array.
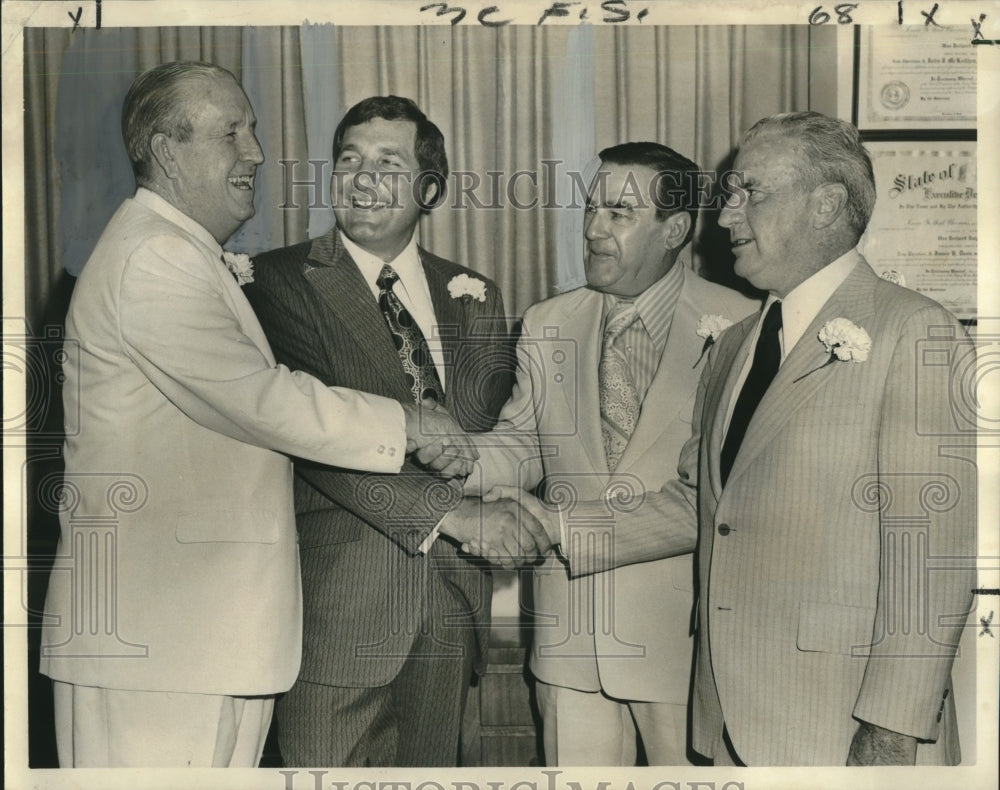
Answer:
[
  {"left": 860, "top": 139, "right": 978, "bottom": 321},
  {"left": 854, "top": 24, "right": 978, "bottom": 132}
]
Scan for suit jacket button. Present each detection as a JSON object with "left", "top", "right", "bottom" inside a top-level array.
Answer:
[
  {"left": 377, "top": 445, "right": 385, "bottom": 454},
  {"left": 717, "top": 523, "right": 731, "bottom": 536}
]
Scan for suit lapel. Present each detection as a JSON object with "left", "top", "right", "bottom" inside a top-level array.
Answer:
[
  {"left": 303, "top": 230, "right": 410, "bottom": 399},
  {"left": 208, "top": 243, "right": 277, "bottom": 365},
  {"left": 422, "top": 252, "right": 463, "bottom": 408},
  {"left": 723, "top": 261, "right": 879, "bottom": 486},
  {"left": 704, "top": 316, "right": 756, "bottom": 499},
  {"left": 554, "top": 290, "right": 607, "bottom": 474},
  {"left": 423, "top": 253, "right": 460, "bottom": 332}
]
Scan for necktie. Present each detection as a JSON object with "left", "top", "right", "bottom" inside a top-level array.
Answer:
[
  {"left": 376, "top": 264, "right": 444, "bottom": 404},
  {"left": 720, "top": 300, "right": 782, "bottom": 486},
  {"left": 599, "top": 300, "right": 641, "bottom": 471}
]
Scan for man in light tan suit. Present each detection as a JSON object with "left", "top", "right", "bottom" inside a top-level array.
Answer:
[
  {"left": 462, "top": 143, "right": 757, "bottom": 765},
  {"left": 481, "top": 113, "right": 976, "bottom": 766},
  {"left": 39, "top": 62, "right": 467, "bottom": 768}
]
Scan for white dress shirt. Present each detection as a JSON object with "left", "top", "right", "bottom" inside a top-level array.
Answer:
[
  {"left": 340, "top": 231, "right": 453, "bottom": 552},
  {"left": 340, "top": 230, "right": 447, "bottom": 390},
  {"left": 601, "top": 260, "right": 685, "bottom": 402},
  {"left": 723, "top": 248, "right": 860, "bottom": 437}
]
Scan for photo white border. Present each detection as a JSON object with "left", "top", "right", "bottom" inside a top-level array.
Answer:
[{"left": 3, "top": 3, "right": 998, "bottom": 790}]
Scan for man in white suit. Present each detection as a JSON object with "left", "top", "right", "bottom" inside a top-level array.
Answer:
[
  {"left": 461, "top": 142, "right": 757, "bottom": 765},
  {"left": 39, "top": 62, "right": 466, "bottom": 768},
  {"left": 481, "top": 113, "right": 976, "bottom": 765}
]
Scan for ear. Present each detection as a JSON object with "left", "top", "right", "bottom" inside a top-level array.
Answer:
[
  {"left": 812, "top": 182, "right": 848, "bottom": 230},
  {"left": 150, "top": 132, "right": 181, "bottom": 180},
  {"left": 420, "top": 177, "right": 440, "bottom": 209},
  {"left": 662, "top": 211, "right": 692, "bottom": 250}
]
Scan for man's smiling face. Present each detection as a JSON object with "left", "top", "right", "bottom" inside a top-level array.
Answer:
[
  {"left": 582, "top": 163, "right": 676, "bottom": 297},
  {"left": 331, "top": 117, "right": 430, "bottom": 261},
  {"left": 167, "top": 73, "right": 264, "bottom": 244}
]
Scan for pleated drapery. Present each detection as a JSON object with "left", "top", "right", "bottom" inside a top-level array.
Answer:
[
  {"left": 23, "top": 24, "right": 820, "bottom": 329},
  {"left": 20, "top": 22, "right": 829, "bottom": 768}
]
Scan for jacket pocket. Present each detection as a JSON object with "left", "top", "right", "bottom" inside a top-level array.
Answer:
[
  {"left": 671, "top": 556, "right": 696, "bottom": 592},
  {"left": 796, "top": 600, "right": 876, "bottom": 655},
  {"left": 175, "top": 511, "right": 279, "bottom": 544}
]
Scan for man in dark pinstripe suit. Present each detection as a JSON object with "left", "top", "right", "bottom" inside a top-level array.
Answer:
[{"left": 246, "top": 96, "right": 542, "bottom": 767}]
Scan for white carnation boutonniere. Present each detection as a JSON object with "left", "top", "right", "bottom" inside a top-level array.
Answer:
[
  {"left": 222, "top": 251, "right": 254, "bottom": 286},
  {"left": 793, "top": 317, "right": 872, "bottom": 383},
  {"left": 693, "top": 314, "right": 734, "bottom": 368},
  {"left": 447, "top": 274, "right": 487, "bottom": 302},
  {"left": 880, "top": 269, "right": 906, "bottom": 287}
]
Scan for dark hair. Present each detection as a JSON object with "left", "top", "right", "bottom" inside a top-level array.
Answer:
[
  {"left": 122, "top": 61, "right": 235, "bottom": 186},
  {"left": 332, "top": 96, "right": 449, "bottom": 209},
  {"left": 742, "top": 111, "right": 876, "bottom": 237},
  {"left": 597, "top": 141, "right": 702, "bottom": 247}
]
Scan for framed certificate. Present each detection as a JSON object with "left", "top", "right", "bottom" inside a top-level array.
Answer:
[
  {"left": 860, "top": 140, "right": 977, "bottom": 320},
  {"left": 855, "top": 25, "right": 977, "bottom": 131}
]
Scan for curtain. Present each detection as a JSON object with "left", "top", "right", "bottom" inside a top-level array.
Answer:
[
  {"left": 20, "top": 21, "right": 827, "bottom": 768},
  {"left": 307, "top": 25, "right": 813, "bottom": 314},
  {"left": 20, "top": 29, "right": 301, "bottom": 767},
  {"left": 24, "top": 24, "right": 819, "bottom": 328},
  {"left": 24, "top": 28, "right": 241, "bottom": 299}
]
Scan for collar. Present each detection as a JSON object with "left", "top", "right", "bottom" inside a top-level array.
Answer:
[
  {"left": 133, "top": 187, "right": 223, "bottom": 258},
  {"left": 770, "top": 248, "right": 859, "bottom": 359},
  {"left": 340, "top": 230, "right": 421, "bottom": 294},
  {"left": 602, "top": 261, "right": 685, "bottom": 351}
]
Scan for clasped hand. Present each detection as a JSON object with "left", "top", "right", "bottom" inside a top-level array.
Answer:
[
  {"left": 402, "top": 398, "right": 479, "bottom": 478},
  {"left": 403, "top": 401, "right": 558, "bottom": 568},
  {"left": 438, "top": 488, "right": 558, "bottom": 570}
]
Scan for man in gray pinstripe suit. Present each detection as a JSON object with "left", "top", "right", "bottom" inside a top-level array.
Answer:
[
  {"left": 246, "top": 96, "right": 546, "bottom": 767},
  {"left": 478, "top": 112, "right": 976, "bottom": 766}
]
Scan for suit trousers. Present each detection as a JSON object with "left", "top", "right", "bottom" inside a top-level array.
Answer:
[
  {"left": 52, "top": 681, "right": 273, "bottom": 767},
  {"left": 276, "top": 614, "right": 477, "bottom": 767},
  {"left": 710, "top": 726, "right": 745, "bottom": 766},
  {"left": 535, "top": 681, "right": 691, "bottom": 766}
]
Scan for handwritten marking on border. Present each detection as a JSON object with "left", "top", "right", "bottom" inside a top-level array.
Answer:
[{"left": 922, "top": 2, "right": 941, "bottom": 27}]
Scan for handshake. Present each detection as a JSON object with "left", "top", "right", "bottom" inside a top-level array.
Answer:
[{"left": 402, "top": 399, "right": 557, "bottom": 569}]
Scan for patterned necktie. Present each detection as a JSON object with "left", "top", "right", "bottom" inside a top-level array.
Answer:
[
  {"left": 720, "top": 300, "right": 783, "bottom": 486},
  {"left": 599, "top": 299, "right": 641, "bottom": 471},
  {"left": 376, "top": 264, "right": 444, "bottom": 404}
]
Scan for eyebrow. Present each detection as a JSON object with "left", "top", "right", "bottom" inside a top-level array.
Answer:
[
  {"left": 339, "top": 143, "right": 405, "bottom": 156},
  {"left": 586, "top": 200, "right": 636, "bottom": 210},
  {"left": 221, "top": 116, "right": 255, "bottom": 132},
  {"left": 728, "top": 175, "right": 763, "bottom": 192}
]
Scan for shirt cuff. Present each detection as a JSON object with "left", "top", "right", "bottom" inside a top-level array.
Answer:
[{"left": 417, "top": 522, "right": 443, "bottom": 554}]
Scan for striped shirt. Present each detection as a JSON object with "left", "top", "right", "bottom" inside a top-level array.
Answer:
[{"left": 601, "top": 262, "right": 685, "bottom": 402}]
